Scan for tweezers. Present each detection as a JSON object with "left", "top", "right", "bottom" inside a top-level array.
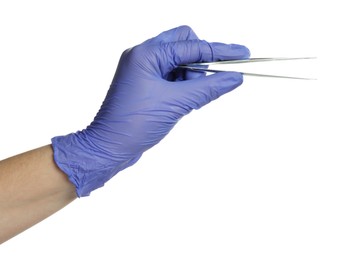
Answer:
[{"left": 179, "top": 57, "right": 316, "bottom": 80}]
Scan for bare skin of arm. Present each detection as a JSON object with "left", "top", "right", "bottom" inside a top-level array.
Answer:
[{"left": 0, "top": 145, "right": 77, "bottom": 244}]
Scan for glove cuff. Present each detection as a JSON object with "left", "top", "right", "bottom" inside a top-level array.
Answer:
[{"left": 51, "top": 132, "right": 141, "bottom": 197}]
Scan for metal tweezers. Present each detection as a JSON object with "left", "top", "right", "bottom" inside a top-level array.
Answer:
[{"left": 179, "top": 57, "right": 316, "bottom": 80}]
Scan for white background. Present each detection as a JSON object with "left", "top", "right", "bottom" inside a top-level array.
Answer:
[{"left": 0, "top": 0, "right": 344, "bottom": 259}]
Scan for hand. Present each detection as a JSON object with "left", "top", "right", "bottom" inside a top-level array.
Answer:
[{"left": 52, "top": 25, "right": 250, "bottom": 197}]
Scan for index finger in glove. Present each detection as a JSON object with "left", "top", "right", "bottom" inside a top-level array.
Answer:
[{"left": 159, "top": 40, "right": 250, "bottom": 75}]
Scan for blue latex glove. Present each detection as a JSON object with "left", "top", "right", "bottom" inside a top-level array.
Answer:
[{"left": 52, "top": 25, "right": 250, "bottom": 197}]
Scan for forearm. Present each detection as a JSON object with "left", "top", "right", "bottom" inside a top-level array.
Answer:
[{"left": 0, "top": 145, "right": 76, "bottom": 244}]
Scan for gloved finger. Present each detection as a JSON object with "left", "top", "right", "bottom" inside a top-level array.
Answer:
[
  {"left": 185, "top": 70, "right": 206, "bottom": 80},
  {"left": 170, "top": 71, "right": 243, "bottom": 112},
  {"left": 142, "top": 25, "right": 199, "bottom": 45},
  {"left": 160, "top": 40, "right": 250, "bottom": 76},
  {"left": 145, "top": 25, "right": 207, "bottom": 81},
  {"left": 139, "top": 26, "right": 203, "bottom": 81}
]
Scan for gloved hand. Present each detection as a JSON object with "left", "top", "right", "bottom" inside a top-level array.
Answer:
[{"left": 52, "top": 25, "right": 250, "bottom": 197}]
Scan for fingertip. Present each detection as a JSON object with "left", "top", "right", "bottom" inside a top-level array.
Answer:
[
  {"left": 211, "top": 71, "right": 244, "bottom": 95},
  {"left": 230, "top": 71, "right": 244, "bottom": 86},
  {"left": 228, "top": 44, "right": 251, "bottom": 59},
  {"left": 218, "top": 71, "right": 244, "bottom": 84},
  {"left": 209, "top": 42, "right": 251, "bottom": 61}
]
